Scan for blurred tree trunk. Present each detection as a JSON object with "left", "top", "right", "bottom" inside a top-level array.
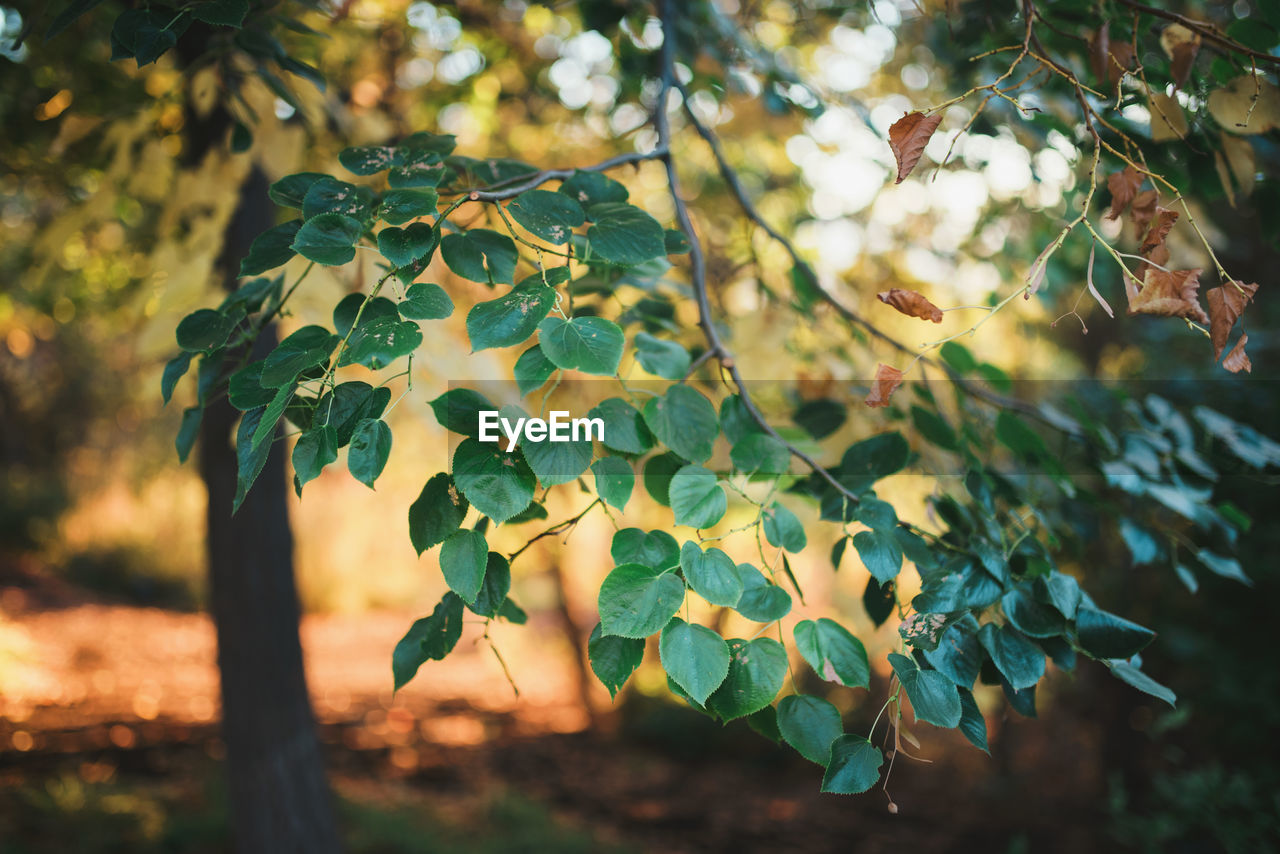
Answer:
[{"left": 199, "top": 166, "right": 342, "bottom": 854}]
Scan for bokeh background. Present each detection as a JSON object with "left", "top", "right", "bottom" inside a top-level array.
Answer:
[{"left": 2, "top": 1, "right": 1279, "bottom": 851}]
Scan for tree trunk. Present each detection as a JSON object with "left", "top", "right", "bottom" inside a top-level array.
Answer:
[{"left": 200, "top": 166, "right": 342, "bottom": 854}]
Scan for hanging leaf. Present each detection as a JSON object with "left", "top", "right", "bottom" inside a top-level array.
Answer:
[
  {"left": 821, "top": 736, "right": 883, "bottom": 794},
  {"left": 1088, "top": 22, "right": 1134, "bottom": 86},
  {"left": 597, "top": 563, "right": 685, "bottom": 638},
  {"left": 876, "top": 288, "right": 943, "bottom": 322},
  {"left": 1222, "top": 332, "right": 1252, "bottom": 373},
  {"left": 865, "top": 363, "right": 904, "bottom": 409},
  {"left": 1206, "top": 281, "right": 1259, "bottom": 361},
  {"left": 1160, "top": 25, "right": 1201, "bottom": 89},
  {"left": 706, "top": 637, "right": 788, "bottom": 720},
  {"left": 392, "top": 592, "right": 465, "bottom": 690},
  {"left": 1207, "top": 76, "right": 1280, "bottom": 135},
  {"left": 1139, "top": 208, "right": 1179, "bottom": 257},
  {"left": 1106, "top": 166, "right": 1143, "bottom": 220},
  {"left": 408, "top": 473, "right": 469, "bottom": 555},
  {"left": 659, "top": 618, "right": 731, "bottom": 705},
  {"left": 1085, "top": 243, "right": 1114, "bottom": 318},
  {"left": 777, "top": 694, "right": 844, "bottom": 766},
  {"left": 887, "top": 111, "right": 943, "bottom": 183},
  {"left": 1127, "top": 268, "right": 1209, "bottom": 323},
  {"left": 588, "top": 623, "right": 645, "bottom": 699}
]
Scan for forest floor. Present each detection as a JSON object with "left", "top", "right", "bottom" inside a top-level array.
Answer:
[{"left": 0, "top": 569, "right": 1114, "bottom": 853}]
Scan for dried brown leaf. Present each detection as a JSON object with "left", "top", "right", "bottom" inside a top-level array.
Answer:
[
  {"left": 1130, "top": 189, "right": 1159, "bottom": 238},
  {"left": 1221, "top": 133, "right": 1257, "bottom": 199},
  {"left": 865, "top": 363, "right": 904, "bottom": 409},
  {"left": 1222, "top": 332, "right": 1252, "bottom": 373},
  {"left": 1106, "top": 166, "right": 1143, "bottom": 220},
  {"left": 1160, "top": 25, "right": 1201, "bottom": 89},
  {"left": 1127, "top": 267, "right": 1209, "bottom": 324},
  {"left": 1139, "top": 207, "right": 1179, "bottom": 256},
  {"left": 877, "top": 288, "right": 944, "bottom": 323},
  {"left": 1089, "top": 23, "right": 1135, "bottom": 86},
  {"left": 888, "top": 111, "right": 944, "bottom": 184},
  {"left": 1207, "top": 76, "right": 1280, "bottom": 135},
  {"left": 1206, "top": 281, "right": 1259, "bottom": 361},
  {"left": 1150, "top": 92, "right": 1189, "bottom": 141}
]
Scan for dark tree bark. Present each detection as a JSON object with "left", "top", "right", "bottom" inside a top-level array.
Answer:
[{"left": 199, "top": 166, "right": 342, "bottom": 854}]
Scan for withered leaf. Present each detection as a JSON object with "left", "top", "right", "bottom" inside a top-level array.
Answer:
[
  {"left": 1106, "top": 166, "right": 1143, "bottom": 220},
  {"left": 1139, "top": 207, "right": 1179, "bottom": 256},
  {"left": 1206, "top": 281, "right": 1259, "bottom": 361},
  {"left": 1025, "top": 241, "right": 1056, "bottom": 299},
  {"left": 1159, "top": 25, "right": 1201, "bottom": 89},
  {"left": 1127, "top": 267, "right": 1209, "bottom": 324},
  {"left": 1130, "top": 189, "right": 1159, "bottom": 238},
  {"left": 865, "top": 363, "right": 904, "bottom": 408},
  {"left": 877, "top": 288, "right": 944, "bottom": 323},
  {"left": 888, "top": 111, "right": 944, "bottom": 184},
  {"left": 1222, "top": 332, "right": 1252, "bottom": 373},
  {"left": 1089, "top": 23, "right": 1135, "bottom": 86},
  {"left": 1086, "top": 242, "right": 1114, "bottom": 318}
]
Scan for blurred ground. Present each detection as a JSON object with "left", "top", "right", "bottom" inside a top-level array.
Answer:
[{"left": 0, "top": 567, "right": 1113, "bottom": 854}]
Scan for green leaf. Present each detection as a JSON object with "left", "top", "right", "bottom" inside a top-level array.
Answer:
[
  {"left": 610, "top": 528, "right": 680, "bottom": 571},
  {"left": 821, "top": 736, "right": 883, "bottom": 794},
  {"left": 379, "top": 189, "right": 439, "bottom": 226},
  {"left": 922, "top": 623, "right": 983, "bottom": 688},
  {"left": 465, "top": 270, "right": 565, "bottom": 351},
  {"left": 838, "top": 432, "right": 910, "bottom": 494},
  {"left": 597, "top": 564, "right": 685, "bottom": 639},
  {"left": 591, "top": 457, "right": 634, "bottom": 511},
  {"left": 239, "top": 220, "right": 302, "bottom": 276},
  {"left": 176, "top": 309, "right": 234, "bottom": 353},
  {"left": 317, "top": 382, "right": 390, "bottom": 447},
  {"left": 348, "top": 418, "right": 392, "bottom": 488},
  {"left": 747, "top": 706, "right": 782, "bottom": 743},
  {"left": 777, "top": 694, "right": 844, "bottom": 765},
  {"left": 793, "top": 399, "right": 846, "bottom": 440},
  {"left": 1196, "top": 549, "right": 1251, "bottom": 585},
  {"left": 889, "top": 652, "right": 962, "bottom": 728},
  {"left": 514, "top": 344, "right": 557, "bottom": 394},
  {"left": 1109, "top": 661, "right": 1176, "bottom": 707},
  {"left": 537, "top": 316, "right": 624, "bottom": 376},
  {"left": 161, "top": 352, "right": 193, "bottom": 404},
  {"left": 762, "top": 502, "right": 806, "bottom": 552},
  {"left": 291, "top": 213, "right": 362, "bottom": 266},
  {"left": 110, "top": 9, "right": 180, "bottom": 66},
  {"left": 1039, "top": 571, "right": 1082, "bottom": 619},
  {"left": 1002, "top": 587, "right": 1065, "bottom": 638},
  {"left": 302, "top": 178, "right": 373, "bottom": 221},
  {"left": 706, "top": 638, "right": 788, "bottom": 721},
  {"left": 862, "top": 577, "right": 895, "bottom": 628},
  {"left": 996, "top": 411, "right": 1046, "bottom": 458},
  {"left": 957, "top": 688, "right": 989, "bottom": 753},
  {"left": 269, "top": 173, "right": 328, "bottom": 209},
  {"left": 175, "top": 406, "right": 202, "bottom": 464},
  {"left": 439, "top": 529, "right": 488, "bottom": 604},
  {"left": 668, "top": 465, "right": 727, "bottom": 529},
  {"left": 292, "top": 424, "right": 338, "bottom": 495},
  {"left": 392, "top": 592, "right": 464, "bottom": 690},
  {"left": 589, "top": 398, "right": 654, "bottom": 455},
  {"left": 642, "top": 385, "right": 718, "bottom": 463},
  {"left": 795, "top": 618, "right": 870, "bottom": 689},
  {"left": 339, "top": 145, "right": 399, "bottom": 175},
  {"left": 978, "top": 623, "right": 1045, "bottom": 690},
  {"left": 733, "top": 564, "right": 792, "bottom": 622},
  {"left": 731, "top": 433, "right": 790, "bottom": 477},
  {"left": 429, "top": 388, "right": 495, "bottom": 438},
  {"left": 560, "top": 170, "right": 628, "bottom": 208},
  {"left": 633, "top": 332, "right": 691, "bottom": 379},
  {"left": 389, "top": 163, "right": 447, "bottom": 189},
  {"left": 1075, "top": 607, "right": 1156, "bottom": 659},
  {"left": 587, "top": 202, "right": 666, "bottom": 265},
  {"left": 339, "top": 317, "right": 423, "bottom": 370},
  {"left": 377, "top": 222, "right": 437, "bottom": 268},
  {"left": 250, "top": 383, "right": 294, "bottom": 452},
  {"left": 719, "top": 395, "right": 763, "bottom": 444},
  {"left": 399, "top": 282, "right": 453, "bottom": 320},
  {"left": 332, "top": 295, "right": 399, "bottom": 337},
  {"left": 679, "top": 541, "right": 744, "bottom": 607},
  {"left": 441, "top": 228, "right": 517, "bottom": 284},
  {"left": 46, "top": 0, "right": 108, "bottom": 41},
  {"left": 468, "top": 552, "right": 511, "bottom": 618},
  {"left": 261, "top": 325, "right": 339, "bottom": 387},
  {"left": 852, "top": 529, "right": 902, "bottom": 584},
  {"left": 911, "top": 405, "right": 958, "bottom": 450},
  {"left": 588, "top": 623, "right": 645, "bottom": 699},
  {"left": 664, "top": 229, "right": 690, "bottom": 254},
  {"left": 233, "top": 406, "right": 272, "bottom": 513},
  {"left": 522, "top": 429, "right": 593, "bottom": 487},
  {"left": 508, "top": 190, "right": 585, "bottom": 244},
  {"left": 451, "top": 438, "right": 536, "bottom": 524},
  {"left": 408, "top": 473, "right": 469, "bottom": 555},
  {"left": 659, "top": 618, "right": 730, "bottom": 705},
  {"left": 642, "top": 452, "right": 684, "bottom": 506}
]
